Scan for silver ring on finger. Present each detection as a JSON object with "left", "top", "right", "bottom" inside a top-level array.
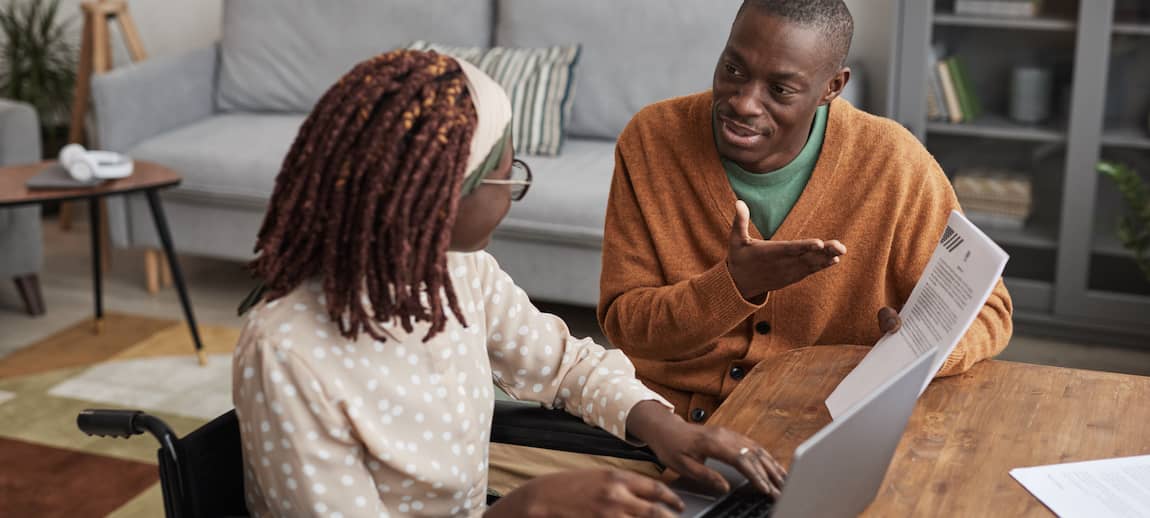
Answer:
[{"left": 739, "top": 447, "right": 750, "bottom": 456}]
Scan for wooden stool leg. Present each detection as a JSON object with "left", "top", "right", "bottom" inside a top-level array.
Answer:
[
  {"left": 90, "top": 7, "right": 110, "bottom": 74},
  {"left": 68, "top": 7, "right": 95, "bottom": 145},
  {"left": 144, "top": 248, "right": 160, "bottom": 294},
  {"left": 160, "top": 250, "right": 172, "bottom": 288},
  {"left": 13, "top": 274, "right": 45, "bottom": 316},
  {"left": 58, "top": 202, "right": 74, "bottom": 230},
  {"left": 117, "top": 8, "right": 148, "bottom": 61}
]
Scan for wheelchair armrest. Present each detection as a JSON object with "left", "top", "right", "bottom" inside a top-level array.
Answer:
[
  {"left": 78, "top": 409, "right": 178, "bottom": 447},
  {"left": 491, "top": 400, "right": 660, "bottom": 465},
  {"left": 78, "top": 409, "right": 148, "bottom": 438}
]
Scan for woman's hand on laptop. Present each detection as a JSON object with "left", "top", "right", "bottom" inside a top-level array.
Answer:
[
  {"left": 627, "top": 400, "right": 786, "bottom": 498},
  {"left": 486, "top": 468, "right": 684, "bottom": 517}
]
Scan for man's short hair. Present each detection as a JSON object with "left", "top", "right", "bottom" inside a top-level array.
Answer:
[{"left": 739, "top": 0, "right": 854, "bottom": 67}]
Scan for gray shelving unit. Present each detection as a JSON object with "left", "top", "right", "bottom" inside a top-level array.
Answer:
[{"left": 891, "top": 0, "right": 1150, "bottom": 345}]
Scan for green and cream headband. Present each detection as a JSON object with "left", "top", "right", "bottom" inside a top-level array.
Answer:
[{"left": 454, "top": 58, "right": 513, "bottom": 196}]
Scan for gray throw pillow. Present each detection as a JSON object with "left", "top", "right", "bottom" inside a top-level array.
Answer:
[{"left": 409, "top": 41, "right": 581, "bottom": 157}]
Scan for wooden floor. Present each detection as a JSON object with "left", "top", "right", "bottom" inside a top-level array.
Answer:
[{"left": 3, "top": 214, "right": 1150, "bottom": 377}]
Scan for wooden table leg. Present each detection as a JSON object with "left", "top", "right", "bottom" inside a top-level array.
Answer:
[
  {"left": 99, "top": 198, "right": 110, "bottom": 272},
  {"left": 144, "top": 189, "right": 206, "bottom": 366}
]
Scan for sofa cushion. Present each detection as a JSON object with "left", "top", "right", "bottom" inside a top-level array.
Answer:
[
  {"left": 128, "top": 114, "right": 305, "bottom": 203},
  {"left": 495, "top": 0, "right": 742, "bottom": 140},
  {"left": 217, "top": 0, "right": 493, "bottom": 113},
  {"left": 408, "top": 40, "right": 580, "bottom": 157},
  {"left": 499, "top": 138, "right": 616, "bottom": 246}
]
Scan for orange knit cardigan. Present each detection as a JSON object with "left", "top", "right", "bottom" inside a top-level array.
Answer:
[{"left": 598, "top": 92, "right": 1012, "bottom": 421}]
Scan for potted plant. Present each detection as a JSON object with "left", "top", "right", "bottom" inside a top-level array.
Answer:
[
  {"left": 1097, "top": 161, "right": 1150, "bottom": 281},
  {"left": 0, "top": 0, "right": 76, "bottom": 158}
]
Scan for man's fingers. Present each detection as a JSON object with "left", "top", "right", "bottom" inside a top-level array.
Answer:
[
  {"left": 878, "top": 306, "right": 901, "bottom": 333},
  {"left": 824, "top": 240, "right": 847, "bottom": 256},
  {"left": 730, "top": 200, "right": 753, "bottom": 248},
  {"left": 614, "top": 471, "right": 685, "bottom": 513}
]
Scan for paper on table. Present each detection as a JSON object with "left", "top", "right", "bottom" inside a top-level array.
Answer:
[
  {"left": 824, "top": 210, "right": 1008, "bottom": 419},
  {"left": 1010, "top": 455, "right": 1150, "bottom": 518}
]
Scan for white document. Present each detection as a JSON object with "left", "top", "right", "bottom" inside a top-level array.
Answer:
[
  {"left": 824, "top": 210, "right": 1008, "bottom": 419},
  {"left": 1010, "top": 455, "right": 1150, "bottom": 518}
]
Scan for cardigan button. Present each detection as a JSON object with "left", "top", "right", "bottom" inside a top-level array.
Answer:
[
  {"left": 755, "top": 321, "right": 772, "bottom": 335},
  {"left": 689, "top": 408, "right": 707, "bottom": 422},
  {"left": 729, "top": 366, "right": 746, "bottom": 381}
]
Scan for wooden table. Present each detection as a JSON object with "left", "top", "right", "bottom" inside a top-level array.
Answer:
[
  {"left": 708, "top": 346, "right": 1150, "bottom": 517},
  {"left": 0, "top": 160, "right": 206, "bottom": 364}
]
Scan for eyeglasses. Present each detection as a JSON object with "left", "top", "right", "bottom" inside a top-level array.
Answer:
[{"left": 480, "top": 158, "right": 533, "bottom": 201}]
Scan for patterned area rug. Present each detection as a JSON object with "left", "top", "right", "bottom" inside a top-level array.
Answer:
[{"left": 0, "top": 313, "right": 240, "bottom": 517}]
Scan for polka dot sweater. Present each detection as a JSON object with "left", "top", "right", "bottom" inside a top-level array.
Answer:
[{"left": 233, "top": 251, "right": 672, "bottom": 517}]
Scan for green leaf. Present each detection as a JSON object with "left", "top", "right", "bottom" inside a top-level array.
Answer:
[
  {"left": 0, "top": 0, "right": 76, "bottom": 129},
  {"left": 1099, "top": 161, "right": 1150, "bottom": 281}
]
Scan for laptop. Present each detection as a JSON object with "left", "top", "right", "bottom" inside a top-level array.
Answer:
[{"left": 672, "top": 349, "right": 939, "bottom": 518}]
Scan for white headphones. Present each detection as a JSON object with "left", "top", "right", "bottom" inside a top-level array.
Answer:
[{"left": 59, "top": 143, "right": 134, "bottom": 183}]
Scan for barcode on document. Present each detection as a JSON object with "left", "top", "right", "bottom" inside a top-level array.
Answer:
[{"left": 940, "top": 225, "right": 964, "bottom": 252}]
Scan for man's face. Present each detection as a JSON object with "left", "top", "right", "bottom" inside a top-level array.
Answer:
[{"left": 712, "top": 9, "right": 848, "bottom": 172}]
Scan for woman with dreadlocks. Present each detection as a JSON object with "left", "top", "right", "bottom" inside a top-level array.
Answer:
[{"left": 233, "top": 49, "right": 784, "bottom": 517}]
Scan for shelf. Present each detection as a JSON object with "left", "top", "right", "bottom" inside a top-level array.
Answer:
[
  {"left": 984, "top": 222, "right": 1059, "bottom": 250},
  {"left": 1101, "top": 127, "right": 1150, "bottom": 150},
  {"left": 1093, "top": 222, "right": 1134, "bottom": 258},
  {"left": 1113, "top": 23, "right": 1150, "bottom": 36},
  {"left": 934, "top": 13, "right": 1076, "bottom": 32},
  {"left": 927, "top": 114, "right": 1067, "bottom": 143}
]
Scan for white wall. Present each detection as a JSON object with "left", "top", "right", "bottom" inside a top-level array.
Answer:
[
  {"left": 57, "top": 0, "right": 222, "bottom": 64},
  {"left": 844, "top": 0, "right": 898, "bottom": 116}
]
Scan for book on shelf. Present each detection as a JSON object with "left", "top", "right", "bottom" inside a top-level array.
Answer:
[
  {"left": 926, "top": 44, "right": 950, "bottom": 122},
  {"left": 926, "top": 52, "right": 983, "bottom": 125},
  {"left": 937, "top": 61, "right": 964, "bottom": 123},
  {"left": 952, "top": 58, "right": 982, "bottom": 120},
  {"left": 926, "top": 83, "right": 943, "bottom": 121},
  {"left": 954, "top": 0, "right": 1042, "bottom": 18},
  {"left": 953, "top": 167, "right": 1033, "bottom": 230}
]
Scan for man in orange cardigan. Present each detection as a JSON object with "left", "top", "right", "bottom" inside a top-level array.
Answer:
[{"left": 598, "top": 0, "right": 1013, "bottom": 423}]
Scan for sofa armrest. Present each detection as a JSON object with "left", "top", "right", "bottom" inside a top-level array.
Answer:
[
  {"left": 0, "top": 99, "right": 41, "bottom": 165},
  {"left": 0, "top": 98, "right": 41, "bottom": 275},
  {"left": 91, "top": 44, "right": 219, "bottom": 152},
  {"left": 490, "top": 400, "right": 661, "bottom": 464}
]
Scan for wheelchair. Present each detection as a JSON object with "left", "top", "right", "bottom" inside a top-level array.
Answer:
[{"left": 78, "top": 400, "right": 660, "bottom": 518}]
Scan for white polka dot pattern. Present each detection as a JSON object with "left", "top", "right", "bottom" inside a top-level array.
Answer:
[{"left": 233, "top": 252, "right": 671, "bottom": 516}]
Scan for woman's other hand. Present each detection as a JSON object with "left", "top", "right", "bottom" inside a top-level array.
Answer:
[{"left": 486, "top": 468, "right": 684, "bottom": 517}]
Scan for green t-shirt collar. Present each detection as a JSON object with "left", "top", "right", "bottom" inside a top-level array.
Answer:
[{"left": 720, "top": 103, "right": 828, "bottom": 185}]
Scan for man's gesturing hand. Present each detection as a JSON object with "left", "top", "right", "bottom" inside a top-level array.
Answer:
[{"left": 726, "top": 200, "right": 846, "bottom": 301}]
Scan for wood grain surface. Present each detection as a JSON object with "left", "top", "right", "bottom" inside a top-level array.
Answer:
[{"left": 708, "top": 345, "right": 1150, "bottom": 516}]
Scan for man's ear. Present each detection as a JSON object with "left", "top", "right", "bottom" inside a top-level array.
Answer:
[{"left": 820, "top": 66, "right": 851, "bottom": 105}]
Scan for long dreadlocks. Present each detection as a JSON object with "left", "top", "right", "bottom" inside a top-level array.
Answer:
[{"left": 249, "top": 49, "right": 477, "bottom": 343}]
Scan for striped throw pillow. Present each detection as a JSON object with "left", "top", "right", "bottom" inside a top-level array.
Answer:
[{"left": 409, "top": 41, "right": 580, "bottom": 157}]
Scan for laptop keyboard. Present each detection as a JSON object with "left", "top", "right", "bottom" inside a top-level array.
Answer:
[{"left": 704, "top": 483, "right": 775, "bottom": 518}]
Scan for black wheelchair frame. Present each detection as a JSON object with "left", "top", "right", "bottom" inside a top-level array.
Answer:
[{"left": 78, "top": 400, "right": 660, "bottom": 518}]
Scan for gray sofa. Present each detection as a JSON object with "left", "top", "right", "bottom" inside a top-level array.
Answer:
[
  {"left": 93, "top": 0, "right": 851, "bottom": 306},
  {"left": 0, "top": 99, "right": 44, "bottom": 315}
]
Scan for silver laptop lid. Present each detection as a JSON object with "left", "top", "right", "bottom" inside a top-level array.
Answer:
[{"left": 771, "top": 349, "right": 939, "bottom": 518}]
